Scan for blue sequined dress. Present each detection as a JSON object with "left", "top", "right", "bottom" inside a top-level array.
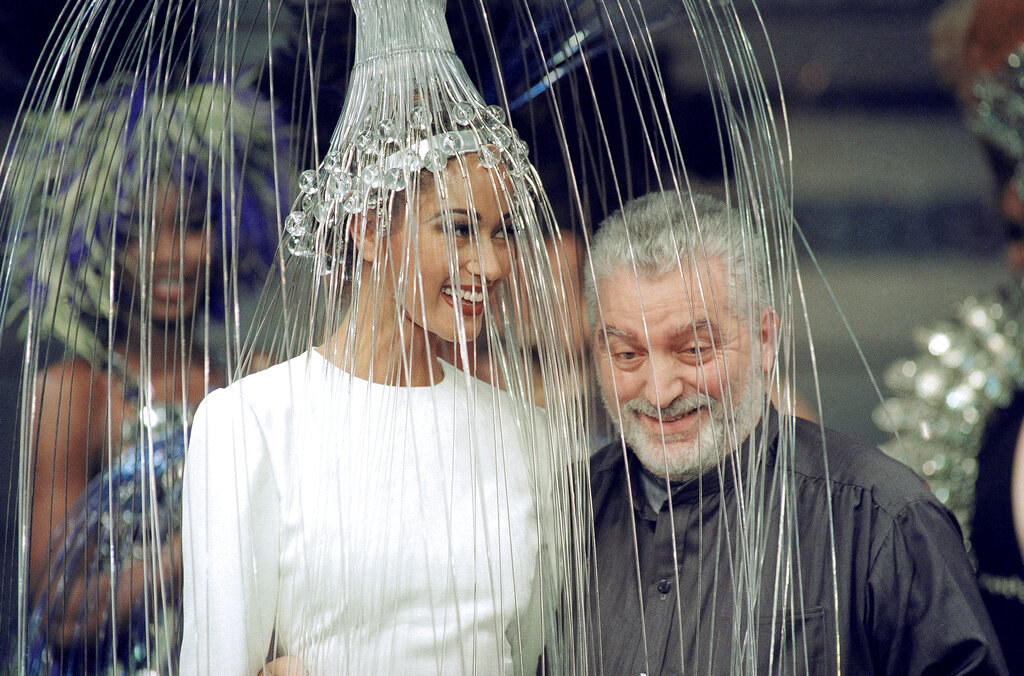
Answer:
[{"left": 20, "top": 356, "right": 194, "bottom": 675}]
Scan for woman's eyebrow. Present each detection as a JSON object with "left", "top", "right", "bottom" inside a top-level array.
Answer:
[
  {"left": 184, "top": 205, "right": 207, "bottom": 220},
  {"left": 427, "top": 208, "right": 479, "bottom": 223}
]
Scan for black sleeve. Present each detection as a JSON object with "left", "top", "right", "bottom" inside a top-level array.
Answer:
[{"left": 867, "top": 498, "right": 1008, "bottom": 675}]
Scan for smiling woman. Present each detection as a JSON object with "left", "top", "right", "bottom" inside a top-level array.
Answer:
[
  {"left": 178, "top": 1, "right": 586, "bottom": 673},
  {"left": 320, "top": 153, "right": 518, "bottom": 386},
  {"left": 117, "top": 182, "right": 211, "bottom": 323},
  {"left": 5, "top": 79, "right": 285, "bottom": 673},
  {"left": 182, "top": 157, "right": 549, "bottom": 672}
]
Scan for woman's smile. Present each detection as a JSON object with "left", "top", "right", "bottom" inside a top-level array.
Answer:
[
  {"left": 441, "top": 284, "right": 491, "bottom": 316},
  {"left": 150, "top": 276, "right": 196, "bottom": 304}
]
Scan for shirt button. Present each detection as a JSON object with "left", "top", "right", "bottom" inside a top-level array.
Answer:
[{"left": 657, "top": 578, "right": 672, "bottom": 594}]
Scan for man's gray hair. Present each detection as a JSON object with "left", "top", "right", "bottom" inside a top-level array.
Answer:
[{"left": 584, "top": 190, "right": 771, "bottom": 328}]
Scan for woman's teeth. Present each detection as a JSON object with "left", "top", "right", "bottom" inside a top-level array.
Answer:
[{"left": 443, "top": 286, "right": 484, "bottom": 303}]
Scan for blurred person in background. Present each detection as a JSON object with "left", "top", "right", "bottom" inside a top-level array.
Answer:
[
  {"left": 442, "top": 229, "right": 609, "bottom": 443},
  {"left": 6, "top": 77, "right": 284, "bottom": 673},
  {"left": 876, "top": 0, "right": 1024, "bottom": 671}
]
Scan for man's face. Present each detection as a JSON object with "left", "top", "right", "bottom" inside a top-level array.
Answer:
[{"left": 593, "top": 258, "right": 773, "bottom": 481}]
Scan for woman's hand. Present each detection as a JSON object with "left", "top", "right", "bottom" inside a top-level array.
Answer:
[{"left": 258, "top": 656, "right": 308, "bottom": 676}]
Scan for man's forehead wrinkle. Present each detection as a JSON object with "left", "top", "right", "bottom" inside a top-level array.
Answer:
[
  {"left": 641, "top": 257, "right": 732, "bottom": 325},
  {"left": 599, "top": 271, "right": 728, "bottom": 343},
  {"left": 596, "top": 266, "right": 660, "bottom": 355},
  {"left": 602, "top": 325, "right": 638, "bottom": 343}
]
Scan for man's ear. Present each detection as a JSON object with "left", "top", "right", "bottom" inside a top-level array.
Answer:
[{"left": 759, "top": 306, "right": 778, "bottom": 375}]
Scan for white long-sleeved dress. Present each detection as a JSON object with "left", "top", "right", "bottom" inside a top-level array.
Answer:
[{"left": 179, "top": 350, "right": 550, "bottom": 674}]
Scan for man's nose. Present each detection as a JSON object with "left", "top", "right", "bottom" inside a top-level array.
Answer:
[{"left": 643, "top": 356, "right": 690, "bottom": 410}]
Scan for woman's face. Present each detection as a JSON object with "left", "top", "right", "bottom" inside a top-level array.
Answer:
[
  {"left": 119, "top": 181, "right": 208, "bottom": 323},
  {"left": 383, "top": 152, "right": 516, "bottom": 344}
]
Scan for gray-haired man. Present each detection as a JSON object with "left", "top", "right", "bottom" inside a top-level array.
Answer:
[{"left": 584, "top": 190, "right": 1005, "bottom": 674}]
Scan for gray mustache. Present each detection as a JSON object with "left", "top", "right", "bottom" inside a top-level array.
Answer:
[{"left": 625, "top": 393, "right": 717, "bottom": 420}]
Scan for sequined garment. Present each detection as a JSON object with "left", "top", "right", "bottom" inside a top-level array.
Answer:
[
  {"left": 874, "top": 281, "right": 1024, "bottom": 544},
  {"left": 21, "top": 367, "right": 190, "bottom": 675}
]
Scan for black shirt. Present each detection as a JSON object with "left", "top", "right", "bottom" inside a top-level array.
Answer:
[{"left": 586, "top": 412, "right": 1007, "bottom": 675}]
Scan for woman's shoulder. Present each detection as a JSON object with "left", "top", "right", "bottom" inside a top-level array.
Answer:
[
  {"left": 188, "top": 354, "right": 326, "bottom": 473},
  {"left": 33, "top": 357, "right": 111, "bottom": 471},
  {"left": 443, "top": 360, "right": 542, "bottom": 410},
  {"left": 37, "top": 357, "right": 109, "bottom": 423},
  {"left": 200, "top": 351, "right": 324, "bottom": 420},
  {"left": 38, "top": 355, "right": 104, "bottom": 390},
  {"left": 442, "top": 361, "right": 553, "bottom": 445}
]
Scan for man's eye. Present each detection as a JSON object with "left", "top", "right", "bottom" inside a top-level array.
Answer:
[
  {"left": 683, "top": 343, "right": 716, "bottom": 360},
  {"left": 615, "top": 351, "right": 637, "bottom": 361}
]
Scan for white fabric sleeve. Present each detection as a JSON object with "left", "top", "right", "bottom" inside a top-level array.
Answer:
[
  {"left": 179, "top": 387, "right": 280, "bottom": 675},
  {"left": 507, "top": 405, "right": 556, "bottom": 675}
]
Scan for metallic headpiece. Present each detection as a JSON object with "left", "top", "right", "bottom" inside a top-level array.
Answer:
[{"left": 283, "top": 0, "right": 534, "bottom": 272}]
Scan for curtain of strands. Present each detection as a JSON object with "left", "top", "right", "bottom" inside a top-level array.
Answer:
[{"left": 0, "top": 0, "right": 826, "bottom": 673}]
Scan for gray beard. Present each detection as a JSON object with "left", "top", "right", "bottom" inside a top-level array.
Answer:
[{"left": 602, "top": 380, "right": 764, "bottom": 481}]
